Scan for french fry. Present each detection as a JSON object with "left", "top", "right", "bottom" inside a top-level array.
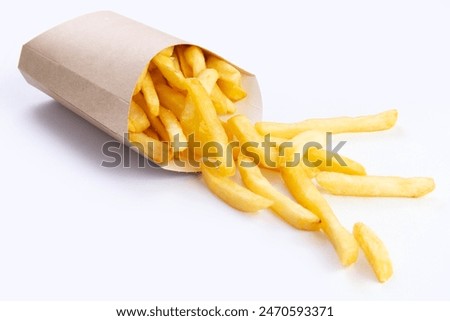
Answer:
[
  {"left": 149, "top": 115, "right": 170, "bottom": 142},
  {"left": 206, "top": 56, "right": 242, "bottom": 84},
  {"left": 217, "top": 79, "right": 247, "bottom": 101},
  {"left": 228, "top": 114, "right": 278, "bottom": 169},
  {"left": 129, "top": 94, "right": 150, "bottom": 132},
  {"left": 152, "top": 53, "right": 187, "bottom": 91},
  {"left": 256, "top": 109, "right": 399, "bottom": 139},
  {"left": 201, "top": 162, "right": 273, "bottom": 212},
  {"left": 353, "top": 222, "right": 393, "bottom": 283},
  {"left": 171, "top": 54, "right": 181, "bottom": 72},
  {"left": 211, "top": 84, "right": 235, "bottom": 115},
  {"left": 197, "top": 68, "right": 219, "bottom": 94},
  {"left": 316, "top": 172, "right": 435, "bottom": 197},
  {"left": 185, "top": 45, "right": 206, "bottom": 76},
  {"left": 307, "top": 148, "right": 366, "bottom": 175},
  {"left": 175, "top": 45, "right": 193, "bottom": 78},
  {"left": 159, "top": 106, "right": 188, "bottom": 152},
  {"left": 206, "top": 56, "right": 247, "bottom": 102},
  {"left": 141, "top": 72, "right": 159, "bottom": 117},
  {"left": 280, "top": 164, "right": 359, "bottom": 266},
  {"left": 238, "top": 155, "right": 320, "bottom": 231},
  {"left": 185, "top": 78, "right": 234, "bottom": 176},
  {"left": 128, "top": 132, "right": 171, "bottom": 164},
  {"left": 154, "top": 83, "right": 185, "bottom": 120}
]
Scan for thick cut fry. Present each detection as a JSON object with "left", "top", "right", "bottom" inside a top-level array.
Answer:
[
  {"left": 128, "top": 120, "right": 136, "bottom": 133},
  {"left": 211, "top": 84, "right": 235, "bottom": 115},
  {"left": 307, "top": 148, "right": 366, "bottom": 175},
  {"left": 256, "top": 109, "right": 399, "bottom": 139},
  {"left": 128, "top": 132, "right": 171, "bottom": 164},
  {"left": 159, "top": 106, "right": 188, "bottom": 152},
  {"left": 238, "top": 156, "right": 320, "bottom": 231},
  {"left": 149, "top": 115, "right": 170, "bottom": 142},
  {"left": 129, "top": 95, "right": 150, "bottom": 132},
  {"left": 206, "top": 56, "right": 246, "bottom": 102},
  {"left": 141, "top": 72, "right": 159, "bottom": 117},
  {"left": 280, "top": 164, "right": 359, "bottom": 266},
  {"left": 132, "top": 63, "right": 149, "bottom": 95},
  {"left": 154, "top": 83, "right": 185, "bottom": 120},
  {"left": 228, "top": 114, "right": 278, "bottom": 169},
  {"left": 201, "top": 162, "right": 273, "bottom": 212},
  {"left": 217, "top": 79, "right": 247, "bottom": 101},
  {"left": 175, "top": 45, "right": 193, "bottom": 78},
  {"left": 152, "top": 53, "right": 187, "bottom": 91},
  {"left": 185, "top": 45, "right": 206, "bottom": 76},
  {"left": 186, "top": 78, "right": 234, "bottom": 176},
  {"left": 353, "top": 222, "right": 393, "bottom": 283},
  {"left": 197, "top": 68, "right": 219, "bottom": 94},
  {"left": 206, "top": 56, "right": 242, "bottom": 84},
  {"left": 316, "top": 172, "right": 435, "bottom": 197}
]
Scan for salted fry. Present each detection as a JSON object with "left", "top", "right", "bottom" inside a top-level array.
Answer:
[
  {"left": 211, "top": 85, "right": 235, "bottom": 115},
  {"left": 154, "top": 83, "right": 185, "bottom": 119},
  {"left": 206, "top": 56, "right": 246, "bottom": 101},
  {"left": 217, "top": 79, "right": 247, "bottom": 101},
  {"left": 149, "top": 115, "right": 170, "bottom": 142},
  {"left": 128, "top": 132, "right": 171, "bottom": 164},
  {"left": 197, "top": 68, "right": 219, "bottom": 94},
  {"left": 238, "top": 156, "right": 320, "bottom": 231},
  {"left": 186, "top": 78, "right": 234, "bottom": 176},
  {"left": 307, "top": 148, "right": 366, "bottom": 175},
  {"left": 201, "top": 162, "right": 273, "bottom": 212},
  {"left": 185, "top": 45, "right": 206, "bottom": 76},
  {"left": 256, "top": 109, "right": 398, "bottom": 139},
  {"left": 152, "top": 53, "right": 187, "bottom": 91},
  {"left": 206, "top": 56, "right": 242, "bottom": 85},
  {"left": 316, "top": 172, "right": 435, "bottom": 197},
  {"left": 159, "top": 106, "right": 188, "bottom": 152},
  {"left": 175, "top": 45, "right": 193, "bottom": 78},
  {"left": 228, "top": 114, "right": 278, "bottom": 169},
  {"left": 353, "top": 222, "right": 393, "bottom": 283},
  {"left": 142, "top": 72, "right": 159, "bottom": 116},
  {"left": 129, "top": 94, "right": 150, "bottom": 132},
  {"left": 281, "top": 164, "right": 359, "bottom": 266}
]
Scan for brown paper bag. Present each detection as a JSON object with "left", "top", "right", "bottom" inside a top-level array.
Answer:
[{"left": 18, "top": 11, "right": 262, "bottom": 172}]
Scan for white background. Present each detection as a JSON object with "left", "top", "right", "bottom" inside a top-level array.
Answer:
[{"left": 1, "top": 0, "right": 449, "bottom": 300}]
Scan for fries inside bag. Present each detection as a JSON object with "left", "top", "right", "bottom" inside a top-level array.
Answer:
[{"left": 19, "top": 11, "right": 262, "bottom": 172}]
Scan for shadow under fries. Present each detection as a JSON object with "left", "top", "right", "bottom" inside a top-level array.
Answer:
[{"left": 31, "top": 99, "right": 195, "bottom": 181}]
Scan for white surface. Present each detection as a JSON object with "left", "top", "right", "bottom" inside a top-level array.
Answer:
[{"left": 1, "top": 0, "right": 449, "bottom": 300}]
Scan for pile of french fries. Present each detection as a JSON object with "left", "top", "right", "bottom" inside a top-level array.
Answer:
[{"left": 128, "top": 45, "right": 435, "bottom": 283}]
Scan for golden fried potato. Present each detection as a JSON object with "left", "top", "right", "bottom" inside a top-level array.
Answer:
[
  {"left": 281, "top": 164, "right": 359, "bottom": 266},
  {"left": 238, "top": 155, "right": 320, "bottom": 231},
  {"left": 201, "top": 162, "right": 273, "bottom": 212},
  {"left": 256, "top": 109, "right": 398, "bottom": 139},
  {"left": 316, "top": 172, "right": 435, "bottom": 197},
  {"left": 353, "top": 222, "right": 393, "bottom": 283}
]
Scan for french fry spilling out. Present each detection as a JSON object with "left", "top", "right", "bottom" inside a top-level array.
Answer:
[
  {"left": 126, "top": 44, "right": 433, "bottom": 282},
  {"left": 18, "top": 12, "right": 434, "bottom": 285}
]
